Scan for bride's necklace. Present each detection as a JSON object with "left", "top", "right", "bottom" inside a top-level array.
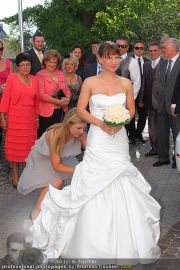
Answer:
[{"left": 18, "top": 74, "right": 32, "bottom": 87}]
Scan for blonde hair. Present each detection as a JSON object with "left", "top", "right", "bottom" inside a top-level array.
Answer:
[
  {"left": 62, "top": 55, "right": 79, "bottom": 72},
  {"left": 47, "top": 108, "right": 85, "bottom": 154}
]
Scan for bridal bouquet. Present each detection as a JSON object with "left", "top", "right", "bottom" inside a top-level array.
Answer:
[{"left": 104, "top": 104, "right": 131, "bottom": 127}]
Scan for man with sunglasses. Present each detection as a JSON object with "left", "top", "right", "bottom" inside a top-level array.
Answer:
[
  {"left": 130, "top": 40, "right": 150, "bottom": 144},
  {"left": 116, "top": 37, "right": 141, "bottom": 144}
]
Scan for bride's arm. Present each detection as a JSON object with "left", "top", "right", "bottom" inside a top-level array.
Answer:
[
  {"left": 77, "top": 78, "right": 103, "bottom": 128},
  {"left": 80, "top": 132, "right": 87, "bottom": 147},
  {"left": 122, "top": 79, "right": 135, "bottom": 119}
]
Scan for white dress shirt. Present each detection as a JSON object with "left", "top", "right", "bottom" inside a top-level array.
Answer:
[
  {"left": 134, "top": 55, "right": 144, "bottom": 74},
  {"left": 121, "top": 53, "right": 141, "bottom": 99},
  {"left": 169, "top": 54, "right": 179, "bottom": 109},
  {"left": 97, "top": 62, "right": 103, "bottom": 75},
  {"left": 167, "top": 53, "right": 179, "bottom": 72},
  {"left": 33, "top": 47, "right": 43, "bottom": 62},
  {"left": 151, "top": 57, "right": 160, "bottom": 69}
]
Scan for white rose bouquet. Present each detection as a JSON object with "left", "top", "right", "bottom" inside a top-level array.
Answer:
[{"left": 104, "top": 104, "right": 131, "bottom": 127}]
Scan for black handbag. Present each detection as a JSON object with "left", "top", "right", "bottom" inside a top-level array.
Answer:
[
  {"left": 57, "top": 89, "right": 66, "bottom": 99},
  {"left": 52, "top": 89, "right": 66, "bottom": 99}
]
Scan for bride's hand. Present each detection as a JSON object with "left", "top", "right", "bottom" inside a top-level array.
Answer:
[{"left": 101, "top": 123, "right": 121, "bottom": 136}]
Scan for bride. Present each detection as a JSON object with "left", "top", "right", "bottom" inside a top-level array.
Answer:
[{"left": 31, "top": 42, "right": 161, "bottom": 262}]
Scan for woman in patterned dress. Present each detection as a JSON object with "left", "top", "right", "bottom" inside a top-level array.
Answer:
[{"left": 63, "top": 55, "right": 82, "bottom": 109}]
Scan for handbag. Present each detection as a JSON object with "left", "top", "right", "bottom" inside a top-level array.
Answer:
[
  {"left": 57, "top": 89, "right": 66, "bottom": 99},
  {"left": 52, "top": 89, "right": 66, "bottom": 99}
]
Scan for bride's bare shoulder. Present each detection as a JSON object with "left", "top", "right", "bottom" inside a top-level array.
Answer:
[
  {"left": 83, "top": 75, "right": 100, "bottom": 87},
  {"left": 118, "top": 76, "right": 132, "bottom": 86},
  {"left": 117, "top": 75, "right": 131, "bottom": 83},
  {"left": 116, "top": 76, "right": 133, "bottom": 93},
  {"left": 84, "top": 75, "right": 99, "bottom": 83}
]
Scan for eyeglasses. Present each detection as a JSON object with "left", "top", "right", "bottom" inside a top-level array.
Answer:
[
  {"left": 149, "top": 50, "right": 158, "bottom": 52},
  {"left": 18, "top": 63, "right": 31, "bottom": 67},
  {"left": 162, "top": 46, "right": 173, "bottom": 49},
  {"left": 117, "top": 45, "right": 128, "bottom": 48},
  {"left": 0, "top": 47, "right": 4, "bottom": 51},
  {"left": 134, "top": 47, "right": 144, "bottom": 50}
]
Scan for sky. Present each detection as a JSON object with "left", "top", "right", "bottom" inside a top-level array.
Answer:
[{"left": 0, "top": 0, "right": 45, "bottom": 33}]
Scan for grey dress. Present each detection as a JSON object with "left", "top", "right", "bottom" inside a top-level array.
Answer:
[{"left": 17, "top": 132, "right": 81, "bottom": 195}]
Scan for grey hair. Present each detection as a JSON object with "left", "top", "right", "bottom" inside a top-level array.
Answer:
[
  {"left": 62, "top": 55, "right": 78, "bottom": 71},
  {"left": 166, "top": 38, "right": 180, "bottom": 51}
]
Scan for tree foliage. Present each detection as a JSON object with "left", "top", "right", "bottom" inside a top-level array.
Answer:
[{"left": 2, "top": 0, "right": 179, "bottom": 53}]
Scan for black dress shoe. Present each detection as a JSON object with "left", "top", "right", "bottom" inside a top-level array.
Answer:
[
  {"left": 129, "top": 138, "right": 136, "bottom": 145},
  {"left": 172, "top": 161, "right": 177, "bottom": 168},
  {"left": 145, "top": 150, "right": 157, "bottom": 157},
  {"left": 153, "top": 160, "right": 170, "bottom": 167},
  {"left": 136, "top": 135, "right": 146, "bottom": 144}
]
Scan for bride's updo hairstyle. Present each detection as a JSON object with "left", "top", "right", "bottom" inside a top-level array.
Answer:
[
  {"left": 47, "top": 108, "right": 85, "bottom": 154},
  {"left": 98, "top": 41, "right": 120, "bottom": 58}
]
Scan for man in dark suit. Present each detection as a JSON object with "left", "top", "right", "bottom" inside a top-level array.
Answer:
[
  {"left": 141, "top": 42, "right": 164, "bottom": 156},
  {"left": 85, "top": 41, "right": 98, "bottom": 64},
  {"left": 130, "top": 40, "right": 150, "bottom": 143},
  {"left": 83, "top": 44, "right": 102, "bottom": 81},
  {"left": 28, "top": 32, "right": 45, "bottom": 75},
  {"left": 153, "top": 38, "right": 180, "bottom": 168},
  {"left": 83, "top": 60, "right": 102, "bottom": 81},
  {"left": 171, "top": 69, "right": 180, "bottom": 115}
]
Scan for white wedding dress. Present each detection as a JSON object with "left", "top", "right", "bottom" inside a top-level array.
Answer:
[{"left": 31, "top": 93, "right": 161, "bottom": 262}]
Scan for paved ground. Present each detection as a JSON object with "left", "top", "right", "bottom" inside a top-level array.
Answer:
[{"left": 0, "top": 127, "right": 180, "bottom": 269}]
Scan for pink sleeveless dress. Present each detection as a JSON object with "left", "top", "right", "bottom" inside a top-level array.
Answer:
[{"left": 0, "top": 59, "right": 11, "bottom": 101}]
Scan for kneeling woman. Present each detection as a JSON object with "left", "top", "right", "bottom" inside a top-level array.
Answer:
[{"left": 17, "top": 108, "right": 86, "bottom": 220}]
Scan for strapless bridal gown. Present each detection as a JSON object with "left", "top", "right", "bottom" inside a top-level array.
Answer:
[{"left": 31, "top": 93, "right": 161, "bottom": 262}]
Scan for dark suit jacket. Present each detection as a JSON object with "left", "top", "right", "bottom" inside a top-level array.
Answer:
[
  {"left": 171, "top": 68, "right": 180, "bottom": 114},
  {"left": 85, "top": 53, "right": 96, "bottom": 64},
  {"left": 158, "top": 54, "right": 180, "bottom": 114},
  {"left": 132, "top": 54, "right": 149, "bottom": 102},
  {"left": 28, "top": 48, "right": 44, "bottom": 75},
  {"left": 142, "top": 57, "right": 164, "bottom": 110},
  {"left": 82, "top": 61, "right": 98, "bottom": 81}
]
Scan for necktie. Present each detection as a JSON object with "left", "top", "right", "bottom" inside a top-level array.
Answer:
[
  {"left": 37, "top": 52, "right": 43, "bottom": 64},
  {"left": 165, "top": 59, "right": 172, "bottom": 82},
  {"left": 138, "top": 57, "right": 143, "bottom": 80}
]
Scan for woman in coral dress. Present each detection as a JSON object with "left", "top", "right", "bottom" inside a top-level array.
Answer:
[
  {"left": 0, "top": 52, "right": 39, "bottom": 188},
  {"left": 37, "top": 50, "right": 71, "bottom": 138}
]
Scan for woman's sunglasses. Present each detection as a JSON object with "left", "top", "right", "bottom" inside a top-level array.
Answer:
[{"left": 0, "top": 47, "right": 4, "bottom": 51}]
